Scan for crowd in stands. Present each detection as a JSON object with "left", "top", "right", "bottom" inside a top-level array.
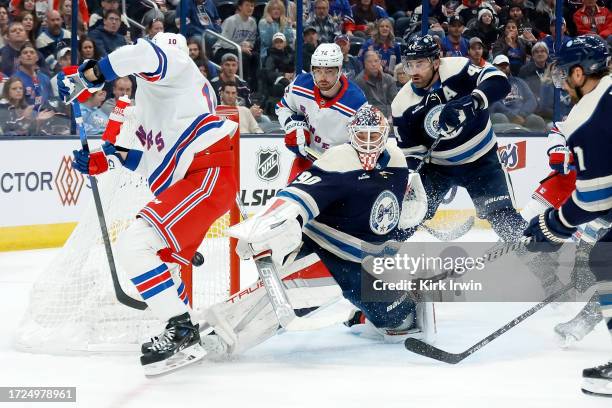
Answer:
[{"left": 0, "top": 0, "right": 609, "bottom": 136}]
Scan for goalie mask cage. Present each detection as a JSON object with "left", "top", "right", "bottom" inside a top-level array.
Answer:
[{"left": 15, "top": 107, "right": 241, "bottom": 353}]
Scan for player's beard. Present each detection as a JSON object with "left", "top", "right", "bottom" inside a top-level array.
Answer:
[
  {"left": 564, "top": 77, "right": 585, "bottom": 105},
  {"left": 412, "top": 68, "right": 438, "bottom": 90}
]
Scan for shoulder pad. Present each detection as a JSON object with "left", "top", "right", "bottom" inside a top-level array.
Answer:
[
  {"left": 439, "top": 57, "right": 470, "bottom": 81},
  {"left": 391, "top": 82, "right": 422, "bottom": 117},
  {"left": 314, "top": 144, "right": 363, "bottom": 172}
]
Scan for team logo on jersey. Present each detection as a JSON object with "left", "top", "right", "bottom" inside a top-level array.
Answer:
[
  {"left": 424, "top": 104, "right": 445, "bottom": 139},
  {"left": 256, "top": 148, "right": 280, "bottom": 181},
  {"left": 498, "top": 141, "right": 526, "bottom": 172},
  {"left": 369, "top": 190, "right": 400, "bottom": 235}
]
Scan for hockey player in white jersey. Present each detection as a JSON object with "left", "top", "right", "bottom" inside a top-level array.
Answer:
[
  {"left": 522, "top": 35, "right": 612, "bottom": 397},
  {"left": 275, "top": 43, "right": 367, "bottom": 181},
  {"left": 57, "top": 32, "right": 238, "bottom": 375},
  {"left": 196, "top": 106, "right": 434, "bottom": 358}
]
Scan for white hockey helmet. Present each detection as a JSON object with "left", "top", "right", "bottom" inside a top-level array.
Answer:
[
  {"left": 348, "top": 105, "right": 390, "bottom": 171},
  {"left": 311, "top": 43, "right": 343, "bottom": 88},
  {"left": 152, "top": 32, "right": 189, "bottom": 56}
]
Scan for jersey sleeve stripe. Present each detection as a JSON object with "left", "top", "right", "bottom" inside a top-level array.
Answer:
[
  {"left": 277, "top": 187, "right": 319, "bottom": 220},
  {"left": 292, "top": 85, "right": 314, "bottom": 95},
  {"left": 135, "top": 40, "right": 168, "bottom": 82},
  {"left": 303, "top": 222, "right": 363, "bottom": 263},
  {"left": 431, "top": 126, "right": 495, "bottom": 164},
  {"left": 330, "top": 105, "right": 354, "bottom": 117},
  {"left": 477, "top": 66, "right": 504, "bottom": 84}
]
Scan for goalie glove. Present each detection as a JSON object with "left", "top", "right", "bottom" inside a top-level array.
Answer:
[
  {"left": 398, "top": 172, "right": 428, "bottom": 229},
  {"left": 284, "top": 117, "right": 311, "bottom": 158},
  {"left": 228, "top": 199, "right": 304, "bottom": 266}
]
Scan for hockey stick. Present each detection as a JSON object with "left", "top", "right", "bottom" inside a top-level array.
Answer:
[
  {"left": 234, "top": 196, "right": 296, "bottom": 328},
  {"left": 405, "top": 282, "right": 574, "bottom": 363},
  {"left": 72, "top": 102, "right": 147, "bottom": 311}
]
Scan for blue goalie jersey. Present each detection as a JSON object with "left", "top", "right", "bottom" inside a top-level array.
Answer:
[
  {"left": 276, "top": 140, "right": 409, "bottom": 263},
  {"left": 391, "top": 57, "right": 510, "bottom": 166}
]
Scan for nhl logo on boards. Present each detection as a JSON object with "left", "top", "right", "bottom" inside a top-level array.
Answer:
[
  {"left": 256, "top": 148, "right": 280, "bottom": 181},
  {"left": 369, "top": 190, "right": 400, "bottom": 235}
]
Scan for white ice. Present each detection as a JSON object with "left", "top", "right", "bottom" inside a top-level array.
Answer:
[{"left": 1, "top": 230, "right": 611, "bottom": 408}]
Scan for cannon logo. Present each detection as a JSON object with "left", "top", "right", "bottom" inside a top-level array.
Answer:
[
  {"left": 55, "top": 155, "right": 85, "bottom": 206},
  {"left": 498, "top": 141, "right": 526, "bottom": 172}
]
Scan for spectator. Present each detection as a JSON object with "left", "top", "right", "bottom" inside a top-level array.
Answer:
[
  {"left": 442, "top": 16, "right": 470, "bottom": 57},
  {"left": 354, "top": 50, "right": 397, "bottom": 118},
  {"left": 518, "top": 41, "right": 549, "bottom": 99},
  {"left": 187, "top": 37, "right": 218, "bottom": 78},
  {"left": 88, "top": 10, "right": 127, "bottom": 57},
  {"left": 9, "top": 0, "right": 35, "bottom": 18},
  {"left": 507, "top": 5, "right": 539, "bottom": 41},
  {"left": 538, "top": 73, "right": 573, "bottom": 121},
  {"left": 89, "top": 0, "right": 130, "bottom": 35},
  {"left": 0, "top": 6, "right": 9, "bottom": 48},
  {"left": 305, "top": 0, "right": 341, "bottom": 44},
  {"left": 141, "top": 0, "right": 176, "bottom": 32},
  {"left": 411, "top": 0, "right": 450, "bottom": 32},
  {"left": 220, "top": 82, "right": 263, "bottom": 134},
  {"left": 542, "top": 17, "right": 572, "bottom": 58},
  {"left": 14, "top": 42, "right": 52, "bottom": 108},
  {"left": 531, "top": 0, "right": 556, "bottom": 36},
  {"left": 358, "top": 18, "right": 401, "bottom": 74},
  {"left": 464, "top": 8, "right": 499, "bottom": 51},
  {"left": 258, "top": 0, "right": 294, "bottom": 64},
  {"left": 326, "top": 0, "right": 354, "bottom": 35},
  {"left": 393, "top": 63, "right": 410, "bottom": 88},
  {"left": 210, "top": 53, "right": 252, "bottom": 107},
  {"left": 143, "top": 18, "right": 165, "bottom": 40},
  {"left": 184, "top": 0, "right": 222, "bottom": 37},
  {"left": 100, "top": 76, "right": 133, "bottom": 115},
  {"left": 213, "top": 0, "right": 258, "bottom": 89},
  {"left": 1, "top": 22, "right": 29, "bottom": 76},
  {"left": 490, "top": 54, "right": 545, "bottom": 131},
  {"left": 455, "top": 0, "right": 497, "bottom": 28},
  {"left": 262, "top": 32, "right": 294, "bottom": 101},
  {"left": 16, "top": 10, "right": 38, "bottom": 44},
  {"left": 467, "top": 36, "right": 487, "bottom": 66},
  {"left": 572, "top": 0, "right": 612, "bottom": 38},
  {"left": 335, "top": 33, "right": 362, "bottom": 80},
  {"left": 302, "top": 26, "right": 319, "bottom": 72},
  {"left": 49, "top": 47, "right": 72, "bottom": 96},
  {"left": 493, "top": 19, "right": 531, "bottom": 76},
  {"left": 349, "top": 0, "right": 389, "bottom": 36},
  {"left": 36, "top": 10, "right": 71, "bottom": 59},
  {"left": 78, "top": 36, "right": 101, "bottom": 63},
  {"left": 80, "top": 90, "right": 109, "bottom": 135},
  {"left": 0, "top": 76, "right": 34, "bottom": 135},
  {"left": 59, "top": 0, "right": 87, "bottom": 37}
]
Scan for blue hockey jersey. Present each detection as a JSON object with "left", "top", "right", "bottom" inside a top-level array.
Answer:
[
  {"left": 276, "top": 140, "right": 409, "bottom": 263},
  {"left": 557, "top": 76, "right": 612, "bottom": 227},
  {"left": 391, "top": 57, "right": 510, "bottom": 166}
]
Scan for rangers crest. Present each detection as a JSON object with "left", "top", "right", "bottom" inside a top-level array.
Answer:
[{"left": 370, "top": 190, "right": 400, "bottom": 235}]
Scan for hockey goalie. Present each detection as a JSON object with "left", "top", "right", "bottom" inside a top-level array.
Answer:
[{"left": 197, "top": 105, "right": 435, "bottom": 359}]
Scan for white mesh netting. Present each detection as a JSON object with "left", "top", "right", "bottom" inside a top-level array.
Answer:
[{"left": 15, "top": 111, "right": 234, "bottom": 354}]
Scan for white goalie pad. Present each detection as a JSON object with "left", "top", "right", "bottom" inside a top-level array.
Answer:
[
  {"left": 228, "top": 199, "right": 304, "bottom": 265},
  {"left": 399, "top": 172, "right": 428, "bottom": 229}
]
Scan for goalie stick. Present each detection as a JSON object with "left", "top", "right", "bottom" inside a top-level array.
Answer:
[
  {"left": 72, "top": 102, "right": 147, "bottom": 310},
  {"left": 405, "top": 282, "right": 574, "bottom": 364}
]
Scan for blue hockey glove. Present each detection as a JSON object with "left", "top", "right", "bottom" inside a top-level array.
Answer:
[
  {"left": 73, "top": 142, "right": 119, "bottom": 175},
  {"left": 523, "top": 208, "right": 576, "bottom": 252},
  {"left": 58, "top": 60, "right": 105, "bottom": 104},
  {"left": 438, "top": 93, "right": 482, "bottom": 134}
]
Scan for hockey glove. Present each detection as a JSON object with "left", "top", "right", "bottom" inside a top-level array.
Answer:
[
  {"left": 523, "top": 208, "right": 576, "bottom": 252},
  {"left": 399, "top": 172, "right": 428, "bottom": 229},
  {"left": 547, "top": 145, "right": 575, "bottom": 175},
  {"left": 73, "top": 142, "right": 123, "bottom": 175},
  {"left": 284, "top": 119, "right": 311, "bottom": 158},
  {"left": 57, "top": 60, "right": 105, "bottom": 104},
  {"left": 438, "top": 93, "right": 483, "bottom": 135}
]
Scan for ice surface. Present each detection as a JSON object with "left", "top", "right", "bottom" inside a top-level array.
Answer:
[{"left": 1, "top": 231, "right": 611, "bottom": 408}]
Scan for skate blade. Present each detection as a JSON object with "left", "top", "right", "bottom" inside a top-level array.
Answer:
[
  {"left": 581, "top": 378, "right": 612, "bottom": 397},
  {"left": 144, "top": 344, "right": 207, "bottom": 377}
]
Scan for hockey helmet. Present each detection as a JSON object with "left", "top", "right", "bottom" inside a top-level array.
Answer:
[
  {"left": 348, "top": 105, "right": 390, "bottom": 171},
  {"left": 152, "top": 32, "right": 189, "bottom": 56},
  {"left": 311, "top": 43, "right": 343, "bottom": 89},
  {"left": 403, "top": 34, "right": 440, "bottom": 61},
  {"left": 551, "top": 35, "right": 610, "bottom": 88}
]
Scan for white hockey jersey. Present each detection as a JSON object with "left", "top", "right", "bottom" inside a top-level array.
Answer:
[
  {"left": 97, "top": 38, "right": 237, "bottom": 196},
  {"left": 275, "top": 73, "right": 367, "bottom": 155}
]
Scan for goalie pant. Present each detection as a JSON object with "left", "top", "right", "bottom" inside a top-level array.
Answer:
[
  {"left": 203, "top": 238, "right": 422, "bottom": 356},
  {"left": 115, "top": 135, "right": 237, "bottom": 323}
]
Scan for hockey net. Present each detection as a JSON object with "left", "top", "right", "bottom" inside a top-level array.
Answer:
[{"left": 15, "top": 108, "right": 240, "bottom": 354}]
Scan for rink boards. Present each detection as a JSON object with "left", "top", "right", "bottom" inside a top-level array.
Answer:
[{"left": 0, "top": 135, "right": 549, "bottom": 251}]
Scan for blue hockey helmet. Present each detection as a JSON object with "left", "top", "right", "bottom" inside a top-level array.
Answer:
[
  {"left": 403, "top": 34, "right": 440, "bottom": 61},
  {"left": 552, "top": 35, "right": 610, "bottom": 87}
]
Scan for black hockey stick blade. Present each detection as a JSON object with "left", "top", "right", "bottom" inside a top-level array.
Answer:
[
  {"left": 405, "top": 282, "right": 574, "bottom": 364},
  {"left": 421, "top": 216, "right": 475, "bottom": 241}
]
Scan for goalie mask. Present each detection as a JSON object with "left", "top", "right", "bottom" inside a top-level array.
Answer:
[{"left": 348, "top": 105, "right": 389, "bottom": 171}]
